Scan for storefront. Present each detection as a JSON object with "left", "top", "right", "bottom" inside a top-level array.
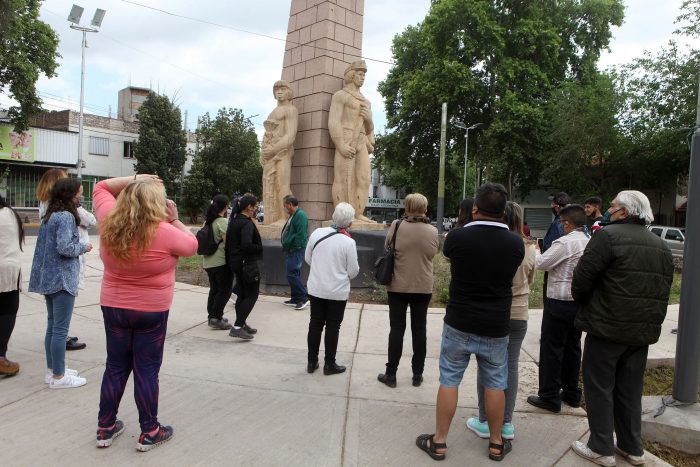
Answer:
[{"left": 364, "top": 197, "right": 405, "bottom": 224}]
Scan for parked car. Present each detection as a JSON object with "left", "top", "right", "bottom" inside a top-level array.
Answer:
[{"left": 648, "top": 225, "right": 685, "bottom": 257}]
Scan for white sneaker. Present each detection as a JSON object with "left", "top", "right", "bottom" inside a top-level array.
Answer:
[
  {"left": 49, "top": 373, "right": 87, "bottom": 389},
  {"left": 615, "top": 445, "right": 645, "bottom": 465},
  {"left": 571, "top": 441, "right": 616, "bottom": 467},
  {"left": 45, "top": 368, "right": 79, "bottom": 384}
]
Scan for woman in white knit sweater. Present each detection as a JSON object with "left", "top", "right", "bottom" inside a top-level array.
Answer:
[
  {"left": 0, "top": 195, "right": 25, "bottom": 376},
  {"left": 304, "top": 203, "right": 359, "bottom": 376}
]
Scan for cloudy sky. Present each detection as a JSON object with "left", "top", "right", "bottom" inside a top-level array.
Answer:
[{"left": 2, "top": 0, "right": 695, "bottom": 136}]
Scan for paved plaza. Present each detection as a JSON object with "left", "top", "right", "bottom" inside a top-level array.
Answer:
[{"left": 1, "top": 236, "right": 676, "bottom": 466}]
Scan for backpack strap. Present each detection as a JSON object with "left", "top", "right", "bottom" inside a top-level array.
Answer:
[
  {"left": 389, "top": 220, "right": 403, "bottom": 250},
  {"left": 312, "top": 230, "right": 342, "bottom": 251}
]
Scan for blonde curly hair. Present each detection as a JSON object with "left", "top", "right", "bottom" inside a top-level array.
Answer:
[{"left": 100, "top": 178, "right": 167, "bottom": 261}]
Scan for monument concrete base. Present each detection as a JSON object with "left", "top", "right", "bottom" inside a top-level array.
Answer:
[
  {"left": 258, "top": 229, "right": 387, "bottom": 292},
  {"left": 321, "top": 220, "right": 388, "bottom": 232},
  {"left": 642, "top": 396, "right": 700, "bottom": 454},
  {"left": 258, "top": 224, "right": 284, "bottom": 241}
]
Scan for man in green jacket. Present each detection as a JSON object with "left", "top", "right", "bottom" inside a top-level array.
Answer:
[
  {"left": 281, "top": 195, "right": 309, "bottom": 310},
  {"left": 569, "top": 190, "right": 673, "bottom": 467}
]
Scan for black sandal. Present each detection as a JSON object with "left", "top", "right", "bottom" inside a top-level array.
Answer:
[
  {"left": 416, "top": 433, "right": 446, "bottom": 461},
  {"left": 488, "top": 439, "right": 512, "bottom": 461}
]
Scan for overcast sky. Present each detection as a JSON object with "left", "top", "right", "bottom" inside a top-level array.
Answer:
[{"left": 1, "top": 0, "right": 695, "bottom": 136}]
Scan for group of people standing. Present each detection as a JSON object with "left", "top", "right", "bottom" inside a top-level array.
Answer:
[{"left": 0, "top": 174, "right": 676, "bottom": 462}]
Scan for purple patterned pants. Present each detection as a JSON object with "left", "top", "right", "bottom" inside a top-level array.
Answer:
[{"left": 98, "top": 306, "right": 169, "bottom": 433}]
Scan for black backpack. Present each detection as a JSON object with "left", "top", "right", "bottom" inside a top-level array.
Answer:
[{"left": 196, "top": 223, "right": 222, "bottom": 256}]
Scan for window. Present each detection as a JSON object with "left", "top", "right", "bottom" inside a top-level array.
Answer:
[
  {"left": 373, "top": 186, "right": 378, "bottom": 198},
  {"left": 123, "top": 141, "right": 135, "bottom": 158},
  {"left": 650, "top": 228, "right": 663, "bottom": 237},
  {"left": 88, "top": 136, "right": 109, "bottom": 156},
  {"left": 665, "top": 229, "right": 684, "bottom": 242}
]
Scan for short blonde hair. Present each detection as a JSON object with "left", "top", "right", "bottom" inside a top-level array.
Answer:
[
  {"left": 100, "top": 178, "right": 167, "bottom": 261},
  {"left": 404, "top": 193, "right": 428, "bottom": 216}
]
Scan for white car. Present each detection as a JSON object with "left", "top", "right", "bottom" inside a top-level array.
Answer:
[{"left": 648, "top": 225, "right": 685, "bottom": 257}]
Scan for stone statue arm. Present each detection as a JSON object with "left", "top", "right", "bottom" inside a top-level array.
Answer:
[
  {"left": 329, "top": 92, "right": 356, "bottom": 158},
  {"left": 363, "top": 101, "right": 375, "bottom": 154}
]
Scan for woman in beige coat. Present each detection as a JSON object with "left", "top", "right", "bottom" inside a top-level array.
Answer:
[{"left": 378, "top": 193, "right": 439, "bottom": 388}]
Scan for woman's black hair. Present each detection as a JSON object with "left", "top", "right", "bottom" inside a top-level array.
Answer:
[
  {"left": 238, "top": 194, "right": 258, "bottom": 214},
  {"left": 44, "top": 177, "right": 81, "bottom": 226},
  {"left": 456, "top": 197, "right": 474, "bottom": 228},
  {"left": 0, "top": 194, "right": 25, "bottom": 251},
  {"left": 205, "top": 194, "right": 230, "bottom": 225}
]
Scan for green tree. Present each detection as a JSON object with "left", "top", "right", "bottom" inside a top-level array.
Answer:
[
  {"left": 616, "top": 39, "right": 698, "bottom": 191},
  {"left": 0, "top": 0, "right": 60, "bottom": 131},
  {"left": 541, "top": 72, "right": 627, "bottom": 199},
  {"left": 182, "top": 108, "right": 261, "bottom": 219},
  {"left": 375, "top": 0, "right": 624, "bottom": 206},
  {"left": 133, "top": 92, "right": 187, "bottom": 194}
]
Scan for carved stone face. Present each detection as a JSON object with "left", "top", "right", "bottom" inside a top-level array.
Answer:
[
  {"left": 274, "top": 86, "right": 291, "bottom": 102},
  {"left": 353, "top": 70, "right": 366, "bottom": 88}
]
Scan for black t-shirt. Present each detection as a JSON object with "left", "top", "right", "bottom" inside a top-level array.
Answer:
[{"left": 443, "top": 222, "right": 525, "bottom": 337}]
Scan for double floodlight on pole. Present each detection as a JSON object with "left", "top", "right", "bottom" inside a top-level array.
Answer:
[
  {"left": 67, "top": 4, "right": 106, "bottom": 178},
  {"left": 454, "top": 121, "right": 486, "bottom": 199}
]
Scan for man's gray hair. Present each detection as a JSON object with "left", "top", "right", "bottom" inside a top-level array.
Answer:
[
  {"left": 616, "top": 190, "right": 654, "bottom": 224},
  {"left": 332, "top": 202, "right": 355, "bottom": 229}
]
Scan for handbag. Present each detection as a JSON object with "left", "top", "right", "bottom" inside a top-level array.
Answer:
[
  {"left": 373, "top": 220, "right": 402, "bottom": 285},
  {"left": 240, "top": 259, "right": 260, "bottom": 283}
]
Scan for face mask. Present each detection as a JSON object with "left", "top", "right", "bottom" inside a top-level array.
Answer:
[{"left": 601, "top": 210, "right": 612, "bottom": 223}]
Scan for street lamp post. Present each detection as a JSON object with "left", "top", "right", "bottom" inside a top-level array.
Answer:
[
  {"left": 67, "top": 5, "right": 106, "bottom": 178},
  {"left": 454, "top": 121, "right": 484, "bottom": 199}
]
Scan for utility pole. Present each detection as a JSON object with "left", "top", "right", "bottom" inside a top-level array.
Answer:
[
  {"left": 180, "top": 110, "right": 188, "bottom": 198},
  {"left": 672, "top": 68, "right": 700, "bottom": 403},
  {"left": 437, "top": 103, "right": 447, "bottom": 234}
]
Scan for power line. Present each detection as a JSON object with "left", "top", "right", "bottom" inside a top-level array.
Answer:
[{"left": 119, "top": 0, "right": 396, "bottom": 66}]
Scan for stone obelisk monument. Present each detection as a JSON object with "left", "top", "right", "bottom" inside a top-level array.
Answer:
[{"left": 281, "top": 0, "right": 365, "bottom": 230}]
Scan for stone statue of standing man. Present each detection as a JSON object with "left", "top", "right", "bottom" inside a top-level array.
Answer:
[
  {"left": 329, "top": 60, "right": 375, "bottom": 222},
  {"left": 261, "top": 80, "right": 298, "bottom": 225}
]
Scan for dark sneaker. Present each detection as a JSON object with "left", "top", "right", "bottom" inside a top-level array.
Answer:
[
  {"left": 295, "top": 300, "right": 309, "bottom": 310},
  {"left": 323, "top": 363, "right": 346, "bottom": 375},
  {"left": 243, "top": 324, "right": 257, "bottom": 334},
  {"left": 283, "top": 299, "right": 296, "bottom": 307},
  {"left": 136, "top": 425, "right": 173, "bottom": 452},
  {"left": 307, "top": 361, "right": 319, "bottom": 373},
  {"left": 96, "top": 420, "right": 125, "bottom": 448},
  {"left": 66, "top": 339, "right": 87, "bottom": 351},
  {"left": 229, "top": 327, "right": 254, "bottom": 340},
  {"left": 208, "top": 318, "right": 232, "bottom": 330},
  {"left": 378, "top": 373, "right": 397, "bottom": 388}
]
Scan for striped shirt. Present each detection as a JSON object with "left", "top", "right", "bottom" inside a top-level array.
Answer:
[{"left": 536, "top": 230, "right": 590, "bottom": 301}]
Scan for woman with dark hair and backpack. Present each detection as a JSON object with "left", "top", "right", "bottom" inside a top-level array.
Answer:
[
  {"left": 0, "top": 195, "right": 25, "bottom": 376},
  {"left": 202, "top": 194, "right": 233, "bottom": 330},
  {"left": 29, "top": 178, "right": 92, "bottom": 388},
  {"left": 226, "top": 194, "right": 262, "bottom": 340}
]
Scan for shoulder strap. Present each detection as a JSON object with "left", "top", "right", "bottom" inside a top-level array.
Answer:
[
  {"left": 312, "top": 230, "right": 342, "bottom": 251},
  {"left": 389, "top": 220, "right": 403, "bottom": 250}
]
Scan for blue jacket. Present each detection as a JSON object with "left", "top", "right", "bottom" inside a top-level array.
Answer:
[
  {"left": 543, "top": 215, "right": 564, "bottom": 252},
  {"left": 29, "top": 211, "right": 88, "bottom": 296}
]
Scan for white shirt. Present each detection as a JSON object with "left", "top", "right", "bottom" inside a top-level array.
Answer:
[
  {"left": 305, "top": 227, "right": 360, "bottom": 301},
  {"left": 0, "top": 208, "right": 22, "bottom": 293},
  {"left": 536, "top": 229, "right": 589, "bottom": 301}
]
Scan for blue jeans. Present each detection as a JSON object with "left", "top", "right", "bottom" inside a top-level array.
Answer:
[
  {"left": 286, "top": 249, "right": 307, "bottom": 303},
  {"left": 438, "top": 323, "right": 508, "bottom": 390},
  {"left": 44, "top": 290, "right": 76, "bottom": 376}
]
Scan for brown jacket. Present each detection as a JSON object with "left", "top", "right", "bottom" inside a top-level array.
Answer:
[{"left": 385, "top": 218, "right": 439, "bottom": 294}]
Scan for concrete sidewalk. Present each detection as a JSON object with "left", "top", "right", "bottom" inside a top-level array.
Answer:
[{"left": 1, "top": 236, "right": 673, "bottom": 466}]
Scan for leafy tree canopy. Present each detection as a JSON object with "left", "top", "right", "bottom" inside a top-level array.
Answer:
[
  {"left": 182, "top": 108, "right": 261, "bottom": 218},
  {"left": 375, "top": 0, "right": 624, "bottom": 206},
  {"left": 133, "top": 92, "right": 187, "bottom": 195},
  {"left": 0, "top": 0, "right": 60, "bottom": 131}
]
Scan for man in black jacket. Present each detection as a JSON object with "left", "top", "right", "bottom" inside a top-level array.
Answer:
[
  {"left": 416, "top": 183, "right": 524, "bottom": 462},
  {"left": 570, "top": 190, "right": 673, "bottom": 467}
]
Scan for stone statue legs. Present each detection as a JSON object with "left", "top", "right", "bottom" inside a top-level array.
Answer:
[{"left": 353, "top": 145, "right": 373, "bottom": 222}]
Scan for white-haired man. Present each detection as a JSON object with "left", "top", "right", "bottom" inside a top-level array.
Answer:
[{"left": 570, "top": 191, "right": 674, "bottom": 467}]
